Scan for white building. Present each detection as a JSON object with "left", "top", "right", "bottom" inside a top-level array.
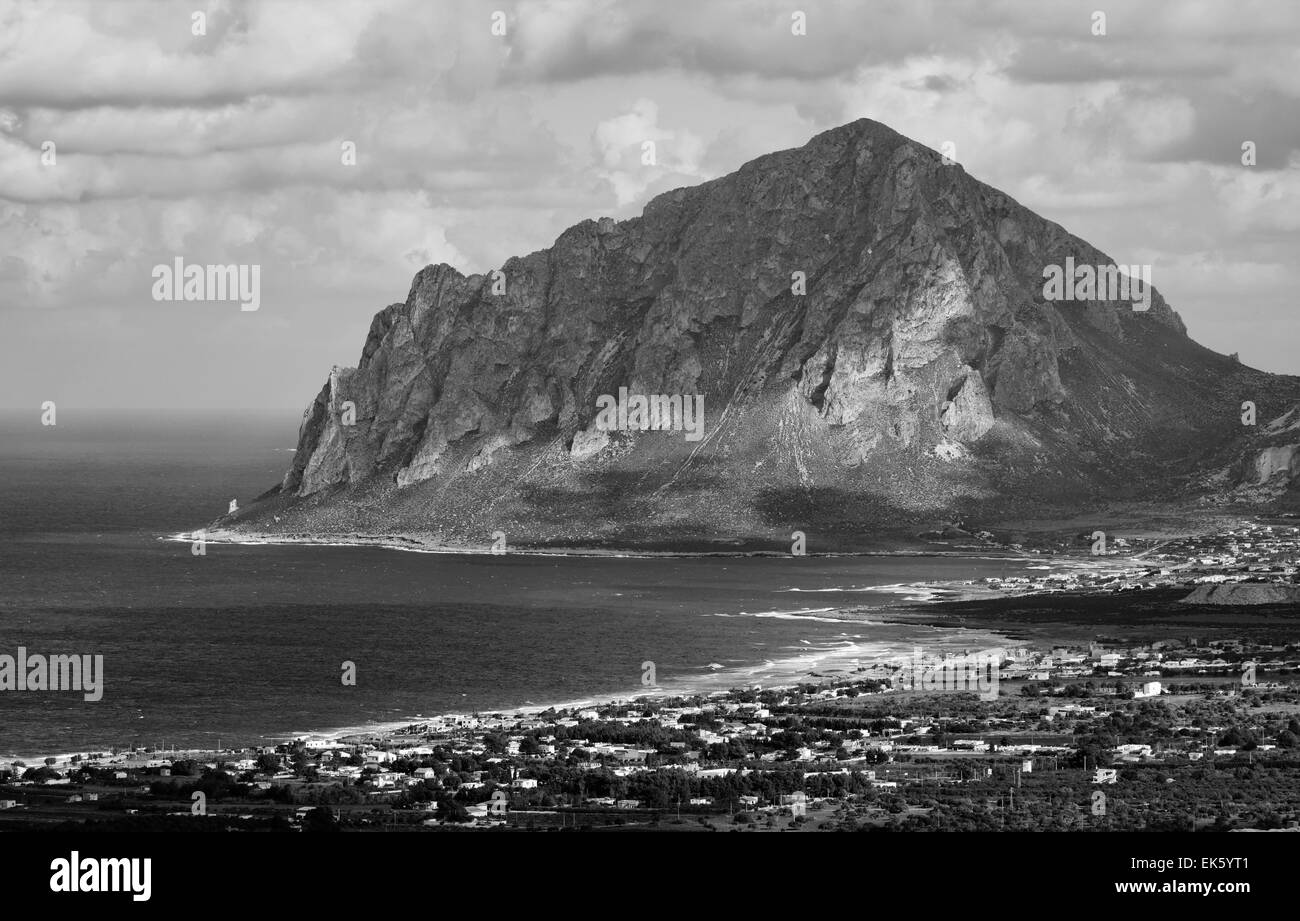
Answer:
[{"left": 1134, "top": 681, "right": 1163, "bottom": 698}]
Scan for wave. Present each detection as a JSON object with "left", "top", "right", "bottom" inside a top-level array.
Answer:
[
  {"left": 710, "top": 606, "right": 850, "bottom": 623},
  {"left": 780, "top": 581, "right": 974, "bottom": 603}
]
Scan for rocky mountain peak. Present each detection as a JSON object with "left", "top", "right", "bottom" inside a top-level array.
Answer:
[{"left": 245, "top": 119, "right": 1292, "bottom": 550}]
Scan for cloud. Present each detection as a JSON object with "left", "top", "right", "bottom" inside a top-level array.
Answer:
[
  {"left": 1, "top": 0, "right": 1298, "bottom": 408},
  {"left": 592, "top": 98, "right": 708, "bottom": 205},
  {"left": 0, "top": 0, "right": 403, "bottom": 108}
]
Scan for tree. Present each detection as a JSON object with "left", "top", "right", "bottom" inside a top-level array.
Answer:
[
  {"left": 302, "top": 806, "right": 340, "bottom": 832},
  {"left": 435, "top": 799, "right": 471, "bottom": 824},
  {"left": 1218, "top": 727, "right": 1256, "bottom": 748}
]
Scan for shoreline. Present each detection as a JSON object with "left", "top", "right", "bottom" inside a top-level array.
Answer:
[
  {"left": 177, "top": 502, "right": 1258, "bottom": 561},
  {"left": 168, "top": 527, "right": 1065, "bottom": 561},
  {"left": 3, "top": 626, "right": 1017, "bottom": 766},
  {"left": 5, "top": 621, "right": 1018, "bottom": 766},
  {"left": 21, "top": 517, "right": 1284, "bottom": 768},
  {"left": 4, "top": 604, "right": 1018, "bottom": 766}
]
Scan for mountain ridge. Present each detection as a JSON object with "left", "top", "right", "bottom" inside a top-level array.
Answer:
[{"left": 228, "top": 118, "right": 1300, "bottom": 550}]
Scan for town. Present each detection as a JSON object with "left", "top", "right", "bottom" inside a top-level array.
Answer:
[
  {"left": 971, "top": 521, "right": 1300, "bottom": 598},
  {"left": 4, "top": 632, "right": 1298, "bottom": 832}
]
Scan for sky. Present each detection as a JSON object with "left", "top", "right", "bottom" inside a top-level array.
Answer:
[{"left": 1, "top": 0, "right": 1297, "bottom": 410}]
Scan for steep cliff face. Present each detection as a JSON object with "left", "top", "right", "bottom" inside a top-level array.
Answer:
[{"left": 242, "top": 119, "right": 1296, "bottom": 548}]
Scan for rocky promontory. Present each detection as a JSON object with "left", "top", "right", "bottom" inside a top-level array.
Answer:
[{"left": 227, "top": 119, "right": 1300, "bottom": 549}]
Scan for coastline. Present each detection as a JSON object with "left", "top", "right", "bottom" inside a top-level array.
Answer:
[
  {"left": 21, "top": 516, "right": 1284, "bottom": 768},
  {"left": 6, "top": 556, "right": 1022, "bottom": 765},
  {"left": 166, "top": 527, "right": 1039, "bottom": 560},
  {"left": 6, "top": 624, "right": 1018, "bottom": 767}
]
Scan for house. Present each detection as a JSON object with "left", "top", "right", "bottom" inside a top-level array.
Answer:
[
  {"left": 611, "top": 749, "right": 651, "bottom": 763},
  {"left": 1092, "top": 768, "right": 1119, "bottom": 785},
  {"left": 1115, "top": 744, "right": 1153, "bottom": 757},
  {"left": 510, "top": 778, "right": 538, "bottom": 790},
  {"left": 1134, "top": 681, "right": 1163, "bottom": 699},
  {"left": 615, "top": 799, "right": 641, "bottom": 810},
  {"left": 689, "top": 797, "right": 713, "bottom": 806},
  {"left": 738, "top": 795, "right": 760, "bottom": 807}
]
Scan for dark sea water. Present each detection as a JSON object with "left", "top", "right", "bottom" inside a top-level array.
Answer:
[{"left": 0, "top": 410, "right": 1035, "bottom": 758}]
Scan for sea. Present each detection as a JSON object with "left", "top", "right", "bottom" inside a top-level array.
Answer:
[{"left": 0, "top": 409, "right": 1039, "bottom": 759}]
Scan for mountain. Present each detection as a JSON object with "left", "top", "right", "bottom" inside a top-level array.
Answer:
[{"left": 229, "top": 119, "right": 1300, "bottom": 551}]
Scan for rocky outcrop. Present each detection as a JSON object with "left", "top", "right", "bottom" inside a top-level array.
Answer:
[
  {"left": 1254, "top": 445, "right": 1300, "bottom": 484},
  {"left": 939, "top": 368, "right": 994, "bottom": 442},
  {"left": 1183, "top": 583, "right": 1300, "bottom": 605},
  {"left": 238, "top": 119, "right": 1298, "bottom": 548},
  {"left": 1220, "top": 406, "right": 1300, "bottom": 504}
]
